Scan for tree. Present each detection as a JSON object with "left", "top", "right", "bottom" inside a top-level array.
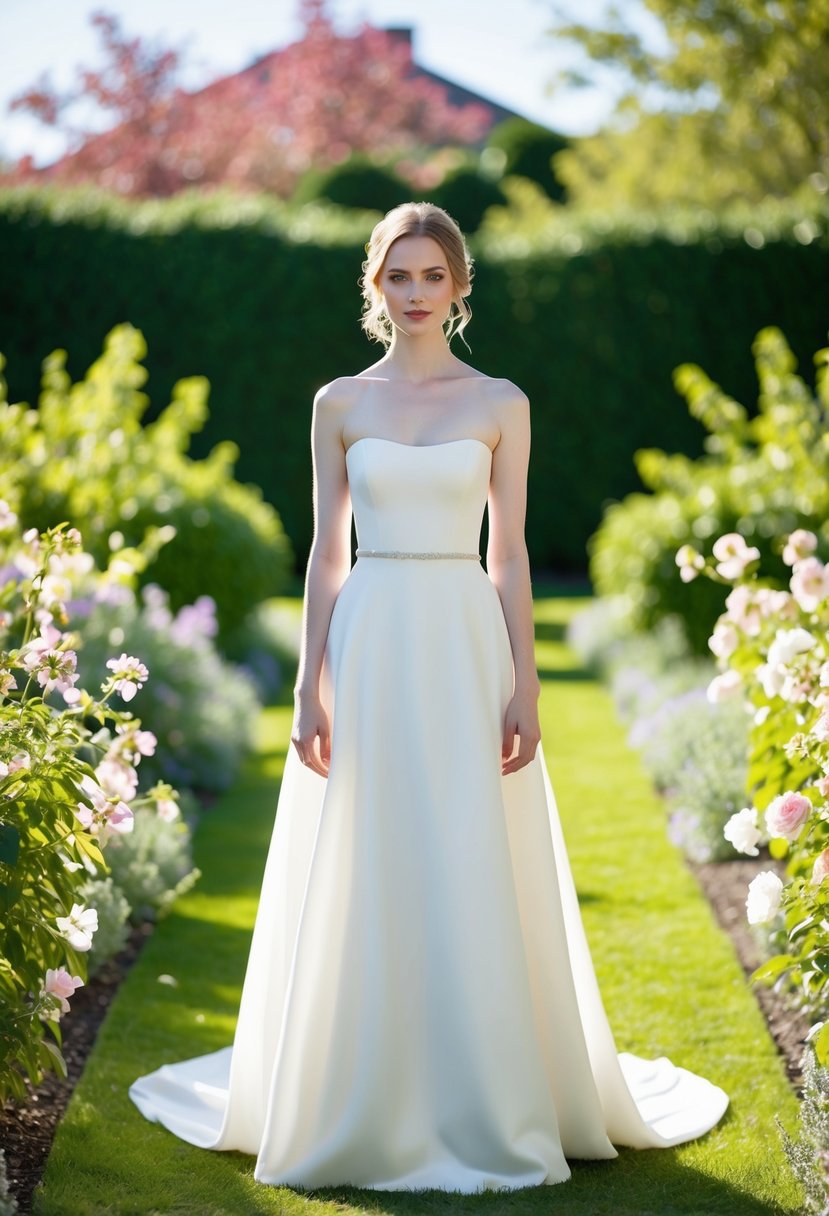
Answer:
[
  {"left": 4, "top": 1, "right": 492, "bottom": 199},
  {"left": 546, "top": 0, "right": 829, "bottom": 207}
]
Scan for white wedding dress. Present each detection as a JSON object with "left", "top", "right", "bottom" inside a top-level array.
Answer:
[{"left": 129, "top": 437, "right": 728, "bottom": 1192}]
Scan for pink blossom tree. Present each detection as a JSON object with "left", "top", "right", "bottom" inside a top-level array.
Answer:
[{"left": 4, "top": 1, "right": 491, "bottom": 198}]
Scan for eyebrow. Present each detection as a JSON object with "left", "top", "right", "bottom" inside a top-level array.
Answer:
[{"left": 386, "top": 265, "right": 447, "bottom": 273}]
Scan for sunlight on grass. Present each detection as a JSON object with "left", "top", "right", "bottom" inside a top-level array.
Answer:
[{"left": 32, "top": 594, "right": 803, "bottom": 1216}]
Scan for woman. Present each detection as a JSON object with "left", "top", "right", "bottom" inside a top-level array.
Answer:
[{"left": 129, "top": 202, "right": 728, "bottom": 1193}]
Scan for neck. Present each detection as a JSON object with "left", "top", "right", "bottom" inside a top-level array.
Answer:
[{"left": 380, "top": 330, "right": 460, "bottom": 384}]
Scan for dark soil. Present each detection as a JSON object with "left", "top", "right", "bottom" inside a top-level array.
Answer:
[
  {"left": 689, "top": 854, "right": 811, "bottom": 1095},
  {"left": 0, "top": 857, "right": 813, "bottom": 1214}
]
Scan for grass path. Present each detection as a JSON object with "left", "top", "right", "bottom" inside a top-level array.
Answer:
[{"left": 33, "top": 593, "right": 802, "bottom": 1215}]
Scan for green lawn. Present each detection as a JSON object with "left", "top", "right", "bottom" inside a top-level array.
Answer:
[{"left": 32, "top": 593, "right": 803, "bottom": 1215}]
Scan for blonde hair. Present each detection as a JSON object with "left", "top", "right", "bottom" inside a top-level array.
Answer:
[{"left": 360, "top": 201, "right": 474, "bottom": 347}]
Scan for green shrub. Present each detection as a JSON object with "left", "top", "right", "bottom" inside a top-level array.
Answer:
[
  {"left": 0, "top": 323, "right": 293, "bottom": 643},
  {"left": 75, "top": 583, "right": 260, "bottom": 791},
  {"left": 103, "top": 808, "right": 200, "bottom": 923},
  {"left": 293, "top": 154, "right": 411, "bottom": 211},
  {"left": 424, "top": 167, "right": 507, "bottom": 233},
  {"left": 1, "top": 184, "right": 827, "bottom": 574},
  {"left": 486, "top": 116, "right": 569, "bottom": 202},
  {"left": 589, "top": 326, "right": 829, "bottom": 651},
  {"left": 76, "top": 876, "right": 131, "bottom": 976}
]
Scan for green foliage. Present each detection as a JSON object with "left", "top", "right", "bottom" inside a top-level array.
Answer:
[
  {"left": 76, "top": 875, "right": 131, "bottom": 976},
  {"left": 0, "top": 322, "right": 293, "bottom": 642},
  {"left": 423, "top": 166, "right": 507, "bottom": 233},
  {"left": 0, "top": 184, "right": 827, "bottom": 573},
  {"left": 103, "top": 808, "right": 200, "bottom": 923},
  {"left": 780, "top": 1042, "right": 829, "bottom": 1214},
  {"left": 548, "top": 0, "right": 829, "bottom": 208},
  {"left": 292, "top": 153, "right": 411, "bottom": 212},
  {"left": 590, "top": 326, "right": 829, "bottom": 651},
  {"left": 486, "top": 116, "right": 569, "bottom": 202},
  {"left": 0, "top": 522, "right": 185, "bottom": 1103},
  {"left": 76, "top": 584, "right": 261, "bottom": 791}
]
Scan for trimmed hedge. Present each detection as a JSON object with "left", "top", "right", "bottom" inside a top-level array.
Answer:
[{"left": 0, "top": 185, "right": 827, "bottom": 573}]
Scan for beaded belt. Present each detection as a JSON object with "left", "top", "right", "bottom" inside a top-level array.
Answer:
[{"left": 356, "top": 548, "right": 480, "bottom": 561}]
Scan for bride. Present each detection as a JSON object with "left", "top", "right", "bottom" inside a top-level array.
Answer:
[{"left": 129, "top": 200, "right": 729, "bottom": 1193}]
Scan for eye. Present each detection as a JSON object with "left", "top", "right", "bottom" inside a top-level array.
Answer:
[
  {"left": 388, "top": 273, "right": 407, "bottom": 282},
  {"left": 427, "top": 273, "right": 444, "bottom": 281}
]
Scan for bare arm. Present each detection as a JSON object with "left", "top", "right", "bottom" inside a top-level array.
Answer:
[
  {"left": 486, "top": 390, "right": 542, "bottom": 774},
  {"left": 291, "top": 383, "right": 353, "bottom": 776}
]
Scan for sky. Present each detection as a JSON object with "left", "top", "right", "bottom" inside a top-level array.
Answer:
[{"left": 0, "top": 0, "right": 662, "bottom": 166}]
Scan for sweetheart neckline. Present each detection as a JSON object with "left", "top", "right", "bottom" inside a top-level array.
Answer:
[{"left": 345, "top": 436, "right": 493, "bottom": 458}]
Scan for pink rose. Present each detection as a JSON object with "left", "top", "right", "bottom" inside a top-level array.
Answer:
[
  {"left": 812, "top": 849, "right": 829, "bottom": 885},
  {"left": 764, "top": 791, "right": 812, "bottom": 841}
]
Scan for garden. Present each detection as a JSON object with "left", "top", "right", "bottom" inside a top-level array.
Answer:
[{"left": 2, "top": 1, "right": 829, "bottom": 1213}]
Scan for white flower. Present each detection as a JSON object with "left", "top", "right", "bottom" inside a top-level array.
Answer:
[
  {"left": 782, "top": 529, "right": 817, "bottom": 567},
  {"left": 723, "top": 807, "right": 762, "bottom": 856},
  {"left": 55, "top": 902, "right": 98, "bottom": 951},
  {"left": 712, "top": 532, "right": 761, "bottom": 580},
  {"left": 156, "top": 797, "right": 180, "bottom": 822},
  {"left": 675, "top": 543, "right": 704, "bottom": 582},
  {"left": 756, "top": 662, "right": 785, "bottom": 699},
  {"left": 766, "top": 627, "right": 817, "bottom": 669},
  {"left": 105, "top": 653, "right": 149, "bottom": 702},
  {"left": 791, "top": 557, "right": 829, "bottom": 612},
  {"left": 709, "top": 621, "right": 739, "bottom": 660},
  {"left": 706, "top": 669, "right": 743, "bottom": 703},
  {"left": 745, "top": 870, "right": 784, "bottom": 925}
]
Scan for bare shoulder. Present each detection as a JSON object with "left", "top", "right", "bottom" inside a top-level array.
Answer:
[
  {"left": 478, "top": 377, "right": 529, "bottom": 448},
  {"left": 312, "top": 376, "right": 363, "bottom": 437},
  {"left": 481, "top": 376, "right": 529, "bottom": 409}
]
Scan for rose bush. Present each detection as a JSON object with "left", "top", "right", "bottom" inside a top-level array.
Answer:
[
  {"left": 679, "top": 519, "right": 829, "bottom": 1063},
  {"left": 0, "top": 512, "right": 188, "bottom": 1102}
]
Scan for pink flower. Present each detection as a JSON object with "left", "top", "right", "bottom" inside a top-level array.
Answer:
[
  {"left": 782, "top": 529, "right": 818, "bottom": 567},
  {"left": 764, "top": 791, "right": 812, "bottom": 841},
  {"left": 43, "top": 966, "right": 84, "bottom": 1014},
  {"left": 0, "top": 670, "right": 17, "bottom": 697},
  {"left": 75, "top": 773, "right": 134, "bottom": 839},
  {"left": 105, "top": 653, "right": 149, "bottom": 702},
  {"left": 724, "top": 585, "right": 763, "bottom": 636},
  {"left": 113, "top": 723, "right": 157, "bottom": 763},
  {"left": 812, "top": 849, "right": 829, "bottom": 885},
  {"left": 791, "top": 557, "right": 829, "bottom": 612},
  {"left": 156, "top": 797, "right": 180, "bottom": 822},
  {"left": 712, "top": 532, "right": 760, "bottom": 580},
  {"left": 0, "top": 499, "right": 18, "bottom": 531},
  {"left": 95, "top": 757, "right": 138, "bottom": 802},
  {"left": 817, "top": 773, "right": 829, "bottom": 799}
]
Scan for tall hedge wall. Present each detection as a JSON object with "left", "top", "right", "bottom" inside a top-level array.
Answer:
[{"left": 1, "top": 187, "right": 826, "bottom": 574}]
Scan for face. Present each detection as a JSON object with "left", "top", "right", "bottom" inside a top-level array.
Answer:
[{"left": 378, "top": 234, "right": 459, "bottom": 337}]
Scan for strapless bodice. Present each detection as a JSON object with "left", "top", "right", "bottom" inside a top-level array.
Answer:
[{"left": 345, "top": 437, "right": 492, "bottom": 555}]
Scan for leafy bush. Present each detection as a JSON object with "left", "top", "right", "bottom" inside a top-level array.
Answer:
[
  {"left": 0, "top": 323, "right": 293, "bottom": 643},
  {"left": 225, "top": 597, "right": 301, "bottom": 703},
  {"left": 0, "top": 517, "right": 186, "bottom": 1101},
  {"left": 0, "top": 184, "right": 826, "bottom": 574},
  {"left": 75, "top": 582, "right": 260, "bottom": 791},
  {"left": 76, "top": 876, "right": 131, "bottom": 976},
  {"left": 424, "top": 167, "right": 507, "bottom": 233},
  {"left": 682, "top": 518, "right": 829, "bottom": 1055},
  {"left": 292, "top": 153, "right": 411, "bottom": 211},
  {"left": 781, "top": 1042, "right": 829, "bottom": 1214},
  {"left": 486, "top": 116, "right": 569, "bottom": 202},
  {"left": 103, "top": 807, "right": 200, "bottom": 923},
  {"left": 590, "top": 326, "right": 829, "bottom": 652},
  {"left": 567, "top": 604, "right": 750, "bottom": 861}
]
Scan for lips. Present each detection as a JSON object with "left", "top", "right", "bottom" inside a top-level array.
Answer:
[{"left": 404, "top": 310, "right": 430, "bottom": 318}]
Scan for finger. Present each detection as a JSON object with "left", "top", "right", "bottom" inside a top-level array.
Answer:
[{"left": 502, "top": 721, "right": 516, "bottom": 759}]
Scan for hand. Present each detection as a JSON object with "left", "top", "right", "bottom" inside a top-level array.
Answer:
[
  {"left": 501, "top": 688, "right": 541, "bottom": 775},
  {"left": 290, "top": 690, "right": 331, "bottom": 778}
]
